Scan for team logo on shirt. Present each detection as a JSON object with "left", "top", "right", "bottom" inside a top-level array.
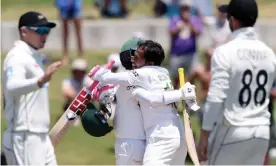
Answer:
[
  {"left": 132, "top": 70, "right": 139, "bottom": 77},
  {"left": 127, "top": 85, "right": 136, "bottom": 90}
]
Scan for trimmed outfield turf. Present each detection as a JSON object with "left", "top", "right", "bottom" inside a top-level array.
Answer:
[{"left": 1, "top": 50, "right": 276, "bottom": 164}]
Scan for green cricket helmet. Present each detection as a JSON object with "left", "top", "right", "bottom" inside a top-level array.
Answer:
[
  {"left": 119, "top": 37, "right": 144, "bottom": 70},
  {"left": 81, "top": 102, "right": 113, "bottom": 137}
]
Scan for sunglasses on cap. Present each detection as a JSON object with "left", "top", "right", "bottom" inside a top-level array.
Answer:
[{"left": 27, "top": 26, "right": 51, "bottom": 35}]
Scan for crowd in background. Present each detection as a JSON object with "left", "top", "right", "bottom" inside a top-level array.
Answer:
[
  {"left": 1, "top": 0, "right": 275, "bottom": 165},
  {"left": 52, "top": 0, "right": 276, "bottom": 164}
]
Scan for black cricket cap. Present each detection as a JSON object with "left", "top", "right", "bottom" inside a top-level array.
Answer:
[
  {"left": 18, "top": 11, "right": 56, "bottom": 29},
  {"left": 218, "top": 0, "right": 258, "bottom": 26}
]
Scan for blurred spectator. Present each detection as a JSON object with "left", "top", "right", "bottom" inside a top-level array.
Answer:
[
  {"left": 205, "top": 5, "right": 231, "bottom": 58},
  {"left": 187, "top": 51, "right": 212, "bottom": 125},
  {"left": 61, "top": 58, "right": 93, "bottom": 125},
  {"left": 154, "top": 0, "right": 202, "bottom": 19},
  {"left": 95, "top": 0, "right": 129, "bottom": 18},
  {"left": 55, "top": 0, "right": 84, "bottom": 64},
  {"left": 153, "top": 0, "right": 168, "bottom": 17},
  {"left": 192, "top": 0, "right": 213, "bottom": 19},
  {"left": 168, "top": 0, "right": 203, "bottom": 88},
  {"left": 210, "top": 5, "right": 231, "bottom": 47}
]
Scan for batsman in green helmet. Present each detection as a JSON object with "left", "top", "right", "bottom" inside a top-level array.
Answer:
[
  {"left": 81, "top": 37, "right": 146, "bottom": 165},
  {"left": 80, "top": 37, "right": 146, "bottom": 162},
  {"left": 87, "top": 38, "right": 199, "bottom": 165}
]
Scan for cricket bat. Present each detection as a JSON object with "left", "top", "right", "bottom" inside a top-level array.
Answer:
[
  {"left": 178, "top": 68, "right": 200, "bottom": 166},
  {"left": 49, "top": 60, "right": 115, "bottom": 147}
]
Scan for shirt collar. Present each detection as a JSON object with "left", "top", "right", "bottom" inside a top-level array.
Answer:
[
  {"left": 230, "top": 27, "right": 260, "bottom": 41},
  {"left": 14, "top": 40, "right": 37, "bottom": 56}
]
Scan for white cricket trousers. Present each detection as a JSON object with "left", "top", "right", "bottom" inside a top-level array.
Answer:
[
  {"left": 3, "top": 131, "right": 57, "bottom": 165},
  {"left": 143, "top": 137, "right": 187, "bottom": 165},
  {"left": 115, "top": 138, "right": 146, "bottom": 165},
  {"left": 208, "top": 123, "right": 269, "bottom": 165}
]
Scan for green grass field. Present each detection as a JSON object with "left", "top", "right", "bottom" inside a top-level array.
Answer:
[
  {"left": 1, "top": 49, "right": 276, "bottom": 164},
  {"left": 0, "top": 49, "right": 202, "bottom": 164},
  {"left": 1, "top": 51, "right": 118, "bottom": 164}
]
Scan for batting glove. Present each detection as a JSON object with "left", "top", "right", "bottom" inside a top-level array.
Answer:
[
  {"left": 179, "top": 82, "right": 200, "bottom": 111},
  {"left": 179, "top": 82, "right": 196, "bottom": 100},
  {"left": 92, "top": 84, "right": 115, "bottom": 104},
  {"left": 88, "top": 65, "right": 110, "bottom": 81}
]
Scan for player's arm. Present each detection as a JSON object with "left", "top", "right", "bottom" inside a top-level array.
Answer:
[
  {"left": 90, "top": 68, "right": 130, "bottom": 85},
  {"left": 202, "top": 48, "right": 230, "bottom": 132},
  {"left": 132, "top": 82, "right": 196, "bottom": 107},
  {"left": 5, "top": 56, "right": 61, "bottom": 97},
  {"left": 90, "top": 66, "right": 147, "bottom": 87},
  {"left": 5, "top": 62, "right": 41, "bottom": 97}
]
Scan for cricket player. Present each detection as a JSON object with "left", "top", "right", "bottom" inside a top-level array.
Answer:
[
  {"left": 87, "top": 38, "right": 147, "bottom": 165},
  {"left": 2, "top": 11, "right": 61, "bottom": 165},
  {"left": 90, "top": 40, "right": 197, "bottom": 165},
  {"left": 197, "top": 0, "right": 276, "bottom": 165},
  {"left": 91, "top": 38, "right": 195, "bottom": 165}
]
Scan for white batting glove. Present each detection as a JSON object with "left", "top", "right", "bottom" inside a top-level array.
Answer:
[
  {"left": 179, "top": 82, "right": 196, "bottom": 100},
  {"left": 92, "top": 84, "right": 115, "bottom": 104},
  {"left": 179, "top": 82, "right": 200, "bottom": 112},
  {"left": 88, "top": 65, "right": 110, "bottom": 81}
]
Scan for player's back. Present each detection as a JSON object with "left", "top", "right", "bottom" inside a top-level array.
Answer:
[
  {"left": 113, "top": 85, "right": 145, "bottom": 140},
  {"left": 218, "top": 33, "right": 276, "bottom": 126},
  {"left": 134, "top": 66, "right": 184, "bottom": 138}
]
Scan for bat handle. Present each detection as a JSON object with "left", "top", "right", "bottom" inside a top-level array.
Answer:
[{"left": 178, "top": 68, "right": 185, "bottom": 87}]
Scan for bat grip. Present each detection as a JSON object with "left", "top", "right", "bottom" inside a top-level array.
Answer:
[
  {"left": 178, "top": 68, "right": 185, "bottom": 87},
  {"left": 87, "top": 60, "right": 115, "bottom": 92}
]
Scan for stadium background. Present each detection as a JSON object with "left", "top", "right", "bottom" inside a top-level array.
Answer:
[{"left": 1, "top": 0, "right": 276, "bottom": 164}]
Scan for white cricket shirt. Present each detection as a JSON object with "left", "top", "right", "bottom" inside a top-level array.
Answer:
[
  {"left": 203, "top": 27, "right": 276, "bottom": 130},
  {"left": 131, "top": 66, "right": 184, "bottom": 138},
  {"left": 97, "top": 66, "right": 184, "bottom": 138},
  {"left": 113, "top": 85, "right": 145, "bottom": 139},
  {"left": 2, "top": 40, "right": 50, "bottom": 133}
]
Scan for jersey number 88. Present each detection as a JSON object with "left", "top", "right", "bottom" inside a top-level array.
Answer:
[{"left": 238, "top": 69, "right": 268, "bottom": 107}]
